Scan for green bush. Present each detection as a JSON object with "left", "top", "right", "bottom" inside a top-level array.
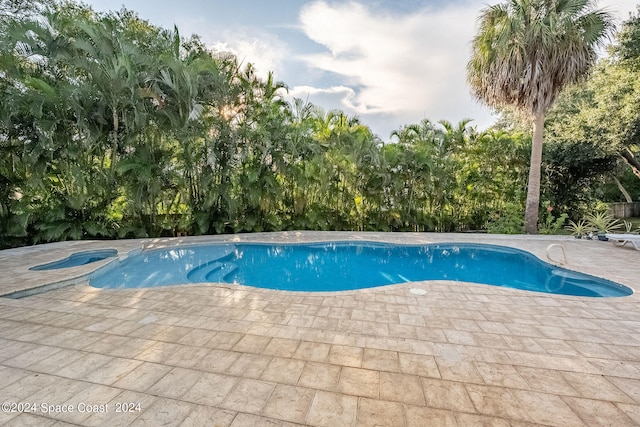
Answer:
[
  {"left": 487, "top": 203, "right": 524, "bottom": 234},
  {"left": 539, "top": 202, "right": 569, "bottom": 235}
]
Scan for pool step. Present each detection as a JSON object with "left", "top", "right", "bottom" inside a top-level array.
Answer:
[
  {"left": 187, "top": 261, "right": 222, "bottom": 282},
  {"left": 205, "top": 263, "right": 237, "bottom": 283},
  {"left": 187, "top": 261, "right": 237, "bottom": 283},
  {"left": 185, "top": 246, "right": 236, "bottom": 283}
]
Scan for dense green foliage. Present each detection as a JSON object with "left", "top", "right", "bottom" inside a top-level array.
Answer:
[
  {"left": 466, "top": 0, "right": 614, "bottom": 233},
  {"left": 0, "top": 0, "right": 639, "bottom": 247},
  {"left": 543, "top": 5, "right": 640, "bottom": 213},
  {"left": 0, "top": 1, "right": 533, "bottom": 247}
]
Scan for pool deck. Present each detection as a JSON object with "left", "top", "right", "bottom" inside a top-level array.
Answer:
[{"left": 0, "top": 231, "right": 639, "bottom": 426}]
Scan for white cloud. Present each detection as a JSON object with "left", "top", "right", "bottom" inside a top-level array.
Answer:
[
  {"left": 287, "top": 85, "right": 376, "bottom": 113},
  {"left": 288, "top": 85, "right": 354, "bottom": 99},
  {"left": 294, "top": 1, "right": 493, "bottom": 136},
  {"left": 209, "top": 30, "right": 289, "bottom": 80},
  {"left": 294, "top": 0, "right": 637, "bottom": 138}
]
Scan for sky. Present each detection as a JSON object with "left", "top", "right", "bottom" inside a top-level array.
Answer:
[{"left": 82, "top": 0, "right": 638, "bottom": 141}]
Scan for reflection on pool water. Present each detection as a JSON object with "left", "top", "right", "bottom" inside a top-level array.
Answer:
[
  {"left": 30, "top": 249, "right": 118, "bottom": 270},
  {"left": 88, "top": 242, "right": 632, "bottom": 297}
]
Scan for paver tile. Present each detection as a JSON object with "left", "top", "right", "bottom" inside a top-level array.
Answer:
[
  {"left": 80, "top": 357, "right": 142, "bottom": 385},
  {"left": 41, "top": 328, "right": 104, "bottom": 349},
  {"left": 328, "top": 345, "right": 363, "bottom": 368},
  {"left": 146, "top": 367, "right": 202, "bottom": 399},
  {"left": 434, "top": 356, "right": 484, "bottom": 383},
  {"left": 261, "top": 356, "right": 306, "bottom": 385},
  {"left": 306, "top": 390, "right": 358, "bottom": 427},
  {"left": 474, "top": 362, "right": 530, "bottom": 389},
  {"left": 225, "top": 353, "right": 272, "bottom": 378},
  {"left": 133, "top": 341, "right": 183, "bottom": 364},
  {"left": 162, "top": 345, "right": 210, "bottom": 369},
  {"left": 298, "top": 362, "right": 341, "bottom": 391},
  {"left": 617, "top": 403, "right": 640, "bottom": 425},
  {"left": 179, "top": 406, "right": 236, "bottom": 427},
  {"left": 195, "top": 349, "right": 241, "bottom": 373},
  {"left": 405, "top": 405, "right": 458, "bottom": 427},
  {"left": 3, "top": 345, "right": 63, "bottom": 369},
  {"left": 0, "top": 366, "right": 32, "bottom": 389},
  {"left": 112, "top": 362, "right": 172, "bottom": 392},
  {"left": 453, "top": 412, "right": 513, "bottom": 426},
  {"left": 0, "top": 340, "right": 39, "bottom": 362},
  {"left": 607, "top": 377, "right": 640, "bottom": 404},
  {"left": 128, "top": 397, "right": 193, "bottom": 427},
  {"left": 182, "top": 372, "right": 238, "bottom": 406},
  {"left": 587, "top": 358, "right": 640, "bottom": 379},
  {"left": 175, "top": 329, "right": 218, "bottom": 347},
  {"left": 388, "top": 323, "right": 417, "bottom": 339},
  {"left": 220, "top": 378, "right": 276, "bottom": 414},
  {"left": 398, "top": 353, "right": 441, "bottom": 378},
  {"left": 380, "top": 372, "right": 425, "bottom": 405},
  {"left": 337, "top": 367, "right": 379, "bottom": 398},
  {"left": 262, "top": 384, "right": 315, "bottom": 424},
  {"left": 466, "top": 384, "right": 584, "bottom": 426},
  {"left": 231, "top": 334, "right": 271, "bottom": 353},
  {"left": 82, "top": 335, "right": 156, "bottom": 358},
  {"left": 362, "top": 348, "right": 400, "bottom": 372},
  {"left": 293, "top": 341, "right": 331, "bottom": 362},
  {"left": 262, "top": 337, "right": 301, "bottom": 358},
  {"left": 421, "top": 378, "right": 475, "bottom": 412},
  {"left": 515, "top": 366, "right": 577, "bottom": 395},
  {"left": 54, "top": 353, "right": 114, "bottom": 380},
  {"left": 229, "top": 413, "right": 298, "bottom": 427},
  {"left": 356, "top": 398, "right": 404, "bottom": 427},
  {"left": 561, "top": 396, "right": 637, "bottom": 427},
  {"left": 562, "top": 371, "right": 636, "bottom": 403}
]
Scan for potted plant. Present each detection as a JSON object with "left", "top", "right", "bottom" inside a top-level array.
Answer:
[
  {"left": 585, "top": 212, "right": 622, "bottom": 241},
  {"left": 565, "top": 219, "right": 590, "bottom": 239}
]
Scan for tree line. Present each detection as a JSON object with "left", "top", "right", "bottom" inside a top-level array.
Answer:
[{"left": 0, "top": 0, "right": 638, "bottom": 248}]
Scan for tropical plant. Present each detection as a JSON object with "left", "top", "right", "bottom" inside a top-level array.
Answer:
[
  {"left": 467, "top": 0, "right": 614, "bottom": 233},
  {"left": 585, "top": 211, "right": 622, "bottom": 234},
  {"left": 2, "top": 0, "right": 633, "bottom": 248},
  {"left": 565, "top": 219, "right": 590, "bottom": 238}
]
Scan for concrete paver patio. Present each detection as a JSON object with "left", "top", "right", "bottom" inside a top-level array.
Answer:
[{"left": 0, "top": 231, "right": 639, "bottom": 426}]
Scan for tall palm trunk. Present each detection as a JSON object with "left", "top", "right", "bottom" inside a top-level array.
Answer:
[{"left": 524, "top": 113, "right": 544, "bottom": 234}]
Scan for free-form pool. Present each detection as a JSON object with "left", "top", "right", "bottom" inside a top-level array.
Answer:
[
  {"left": 88, "top": 242, "right": 632, "bottom": 297},
  {"left": 30, "top": 249, "right": 118, "bottom": 270}
]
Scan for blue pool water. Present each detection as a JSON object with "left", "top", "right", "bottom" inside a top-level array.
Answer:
[
  {"left": 88, "top": 242, "right": 632, "bottom": 297},
  {"left": 30, "top": 249, "right": 118, "bottom": 270}
]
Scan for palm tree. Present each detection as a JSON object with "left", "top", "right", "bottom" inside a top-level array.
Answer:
[{"left": 467, "top": 0, "right": 613, "bottom": 233}]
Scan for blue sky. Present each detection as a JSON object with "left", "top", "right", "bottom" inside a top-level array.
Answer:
[{"left": 83, "top": 0, "right": 636, "bottom": 140}]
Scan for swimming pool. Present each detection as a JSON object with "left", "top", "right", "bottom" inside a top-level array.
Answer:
[
  {"left": 88, "top": 242, "right": 632, "bottom": 297},
  {"left": 30, "top": 249, "right": 118, "bottom": 270}
]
